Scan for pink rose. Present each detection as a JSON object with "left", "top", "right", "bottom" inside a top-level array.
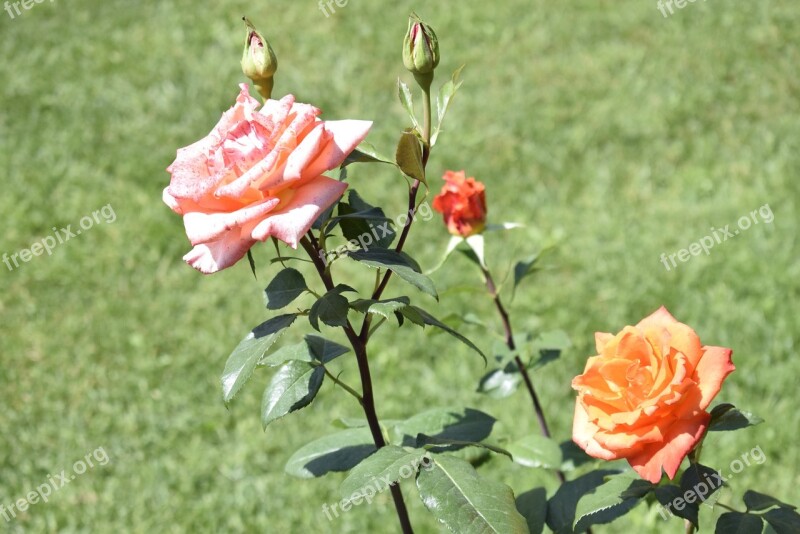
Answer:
[{"left": 163, "top": 84, "right": 371, "bottom": 273}]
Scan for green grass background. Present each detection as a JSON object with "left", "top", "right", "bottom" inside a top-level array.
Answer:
[{"left": 1, "top": 0, "right": 798, "bottom": 532}]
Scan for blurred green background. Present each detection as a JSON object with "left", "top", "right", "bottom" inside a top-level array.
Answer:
[{"left": 1, "top": 0, "right": 798, "bottom": 532}]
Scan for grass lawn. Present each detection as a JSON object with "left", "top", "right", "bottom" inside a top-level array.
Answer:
[{"left": 1, "top": 0, "right": 798, "bottom": 532}]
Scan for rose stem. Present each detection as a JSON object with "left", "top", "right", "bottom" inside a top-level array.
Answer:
[
  {"left": 300, "top": 234, "right": 414, "bottom": 534},
  {"left": 481, "top": 265, "right": 567, "bottom": 485},
  {"left": 367, "top": 79, "right": 432, "bottom": 308}
]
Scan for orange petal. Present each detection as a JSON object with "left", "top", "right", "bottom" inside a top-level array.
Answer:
[
  {"left": 627, "top": 412, "right": 710, "bottom": 483},
  {"left": 694, "top": 346, "right": 735, "bottom": 410}
]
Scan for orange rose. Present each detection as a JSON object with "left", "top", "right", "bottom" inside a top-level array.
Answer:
[
  {"left": 163, "top": 84, "right": 371, "bottom": 273},
  {"left": 431, "top": 170, "right": 487, "bottom": 237},
  {"left": 572, "top": 307, "right": 734, "bottom": 483}
]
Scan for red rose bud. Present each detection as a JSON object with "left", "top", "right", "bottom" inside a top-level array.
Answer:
[
  {"left": 402, "top": 13, "right": 439, "bottom": 86},
  {"left": 432, "top": 170, "right": 487, "bottom": 237},
  {"left": 241, "top": 17, "right": 278, "bottom": 100}
]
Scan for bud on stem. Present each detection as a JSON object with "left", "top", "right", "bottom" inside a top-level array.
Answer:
[
  {"left": 241, "top": 17, "right": 278, "bottom": 100},
  {"left": 402, "top": 13, "right": 439, "bottom": 90}
]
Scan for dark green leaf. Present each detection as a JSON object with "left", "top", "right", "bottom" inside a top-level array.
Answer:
[
  {"left": 416, "top": 455, "right": 528, "bottom": 534},
  {"left": 305, "top": 335, "right": 350, "bottom": 364},
  {"left": 246, "top": 249, "right": 257, "bottom": 279},
  {"left": 285, "top": 428, "right": 376, "bottom": 479},
  {"left": 744, "top": 490, "right": 797, "bottom": 512},
  {"left": 348, "top": 249, "right": 437, "bottom": 299},
  {"left": 677, "top": 463, "right": 724, "bottom": 527},
  {"left": 259, "top": 341, "right": 315, "bottom": 367},
  {"left": 715, "top": 512, "right": 764, "bottom": 534},
  {"left": 708, "top": 403, "right": 764, "bottom": 432},
  {"left": 261, "top": 360, "right": 325, "bottom": 428},
  {"left": 517, "top": 487, "right": 548, "bottom": 534},
  {"left": 397, "top": 79, "right": 420, "bottom": 131},
  {"left": 530, "top": 330, "right": 571, "bottom": 367},
  {"left": 764, "top": 507, "right": 800, "bottom": 534},
  {"left": 654, "top": 485, "right": 698, "bottom": 526},
  {"left": 350, "top": 297, "right": 411, "bottom": 322},
  {"left": 513, "top": 254, "right": 540, "bottom": 295},
  {"left": 560, "top": 441, "right": 595, "bottom": 472},
  {"left": 395, "top": 129, "right": 425, "bottom": 184},
  {"left": 340, "top": 445, "right": 430, "bottom": 500},
  {"left": 508, "top": 435, "right": 563, "bottom": 470},
  {"left": 309, "top": 285, "right": 354, "bottom": 330},
  {"left": 221, "top": 314, "right": 297, "bottom": 403},
  {"left": 400, "top": 306, "right": 486, "bottom": 361},
  {"left": 264, "top": 268, "right": 307, "bottom": 310},
  {"left": 391, "top": 408, "right": 496, "bottom": 450},
  {"left": 546, "top": 469, "right": 621, "bottom": 534},
  {"left": 573, "top": 473, "right": 652, "bottom": 531}
]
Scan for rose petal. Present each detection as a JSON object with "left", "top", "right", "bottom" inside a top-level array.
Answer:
[
  {"left": 250, "top": 176, "right": 348, "bottom": 247},
  {"left": 572, "top": 399, "right": 619, "bottom": 460},
  {"left": 183, "top": 232, "right": 256, "bottom": 274},
  {"left": 300, "top": 120, "right": 373, "bottom": 179},
  {"left": 182, "top": 196, "right": 281, "bottom": 245},
  {"left": 627, "top": 411, "right": 710, "bottom": 483},
  {"left": 694, "top": 346, "right": 735, "bottom": 410}
]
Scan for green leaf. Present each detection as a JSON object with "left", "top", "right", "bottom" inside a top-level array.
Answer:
[
  {"left": 246, "top": 249, "right": 257, "bottom": 279},
  {"left": 341, "top": 141, "right": 395, "bottom": 167},
  {"left": 261, "top": 360, "right": 325, "bottom": 428},
  {"left": 708, "top": 403, "right": 764, "bottom": 432},
  {"left": 391, "top": 408, "right": 496, "bottom": 450},
  {"left": 715, "top": 512, "right": 764, "bottom": 534},
  {"left": 221, "top": 314, "right": 297, "bottom": 403},
  {"left": 431, "top": 65, "right": 465, "bottom": 146},
  {"left": 764, "top": 507, "right": 800, "bottom": 534},
  {"left": 309, "top": 285, "right": 354, "bottom": 330},
  {"left": 513, "top": 254, "right": 540, "bottom": 295},
  {"left": 264, "top": 268, "right": 307, "bottom": 310},
  {"left": 744, "top": 490, "right": 797, "bottom": 512},
  {"left": 285, "top": 428, "right": 377, "bottom": 479},
  {"left": 331, "top": 191, "right": 396, "bottom": 249},
  {"left": 530, "top": 330, "right": 572, "bottom": 367},
  {"left": 654, "top": 485, "right": 698, "bottom": 526},
  {"left": 340, "top": 445, "right": 430, "bottom": 500},
  {"left": 305, "top": 335, "right": 350, "bottom": 364},
  {"left": 516, "top": 488, "right": 548, "bottom": 534},
  {"left": 350, "top": 297, "right": 411, "bottom": 322},
  {"left": 259, "top": 341, "right": 315, "bottom": 367},
  {"left": 348, "top": 248, "right": 438, "bottom": 299},
  {"left": 559, "top": 441, "right": 595, "bottom": 472},
  {"left": 477, "top": 368, "right": 522, "bottom": 398},
  {"left": 678, "top": 463, "right": 723, "bottom": 527},
  {"left": 573, "top": 473, "right": 652, "bottom": 531},
  {"left": 400, "top": 306, "right": 486, "bottom": 362},
  {"left": 508, "top": 435, "right": 563, "bottom": 470},
  {"left": 546, "top": 469, "right": 621, "bottom": 534},
  {"left": 395, "top": 129, "right": 425, "bottom": 184},
  {"left": 397, "top": 79, "right": 420, "bottom": 131},
  {"left": 416, "top": 455, "right": 528, "bottom": 534}
]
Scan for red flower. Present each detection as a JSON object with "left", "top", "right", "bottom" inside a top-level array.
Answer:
[{"left": 432, "top": 170, "right": 487, "bottom": 237}]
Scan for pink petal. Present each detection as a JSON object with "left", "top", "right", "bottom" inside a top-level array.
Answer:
[
  {"left": 183, "top": 232, "right": 256, "bottom": 274},
  {"left": 636, "top": 306, "right": 678, "bottom": 329},
  {"left": 182, "top": 196, "right": 281, "bottom": 245},
  {"left": 301, "top": 120, "right": 373, "bottom": 179},
  {"left": 572, "top": 399, "right": 618, "bottom": 460},
  {"left": 250, "top": 176, "right": 348, "bottom": 247}
]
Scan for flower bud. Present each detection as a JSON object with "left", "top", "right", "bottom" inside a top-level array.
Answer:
[
  {"left": 432, "top": 171, "right": 487, "bottom": 237},
  {"left": 241, "top": 17, "right": 278, "bottom": 100},
  {"left": 402, "top": 13, "right": 439, "bottom": 85}
]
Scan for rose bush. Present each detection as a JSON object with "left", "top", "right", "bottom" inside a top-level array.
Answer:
[
  {"left": 432, "top": 170, "right": 487, "bottom": 237},
  {"left": 571, "top": 306, "right": 735, "bottom": 483},
  {"left": 163, "top": 84, "right": 371, "bottom": 273}
]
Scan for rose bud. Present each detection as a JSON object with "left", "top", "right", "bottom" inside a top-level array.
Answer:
[
  {"left": 572, "top": 307, "right": 735, "bottom": 483},
  {"left": 240, "top": 17, "right": 278, "bottom": 100},
  {"left": 432, "top": 170, "right": 487, "bottom": 237},
  {"left": 402, "top": 13, "right": 439, "bottom": 84}
]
